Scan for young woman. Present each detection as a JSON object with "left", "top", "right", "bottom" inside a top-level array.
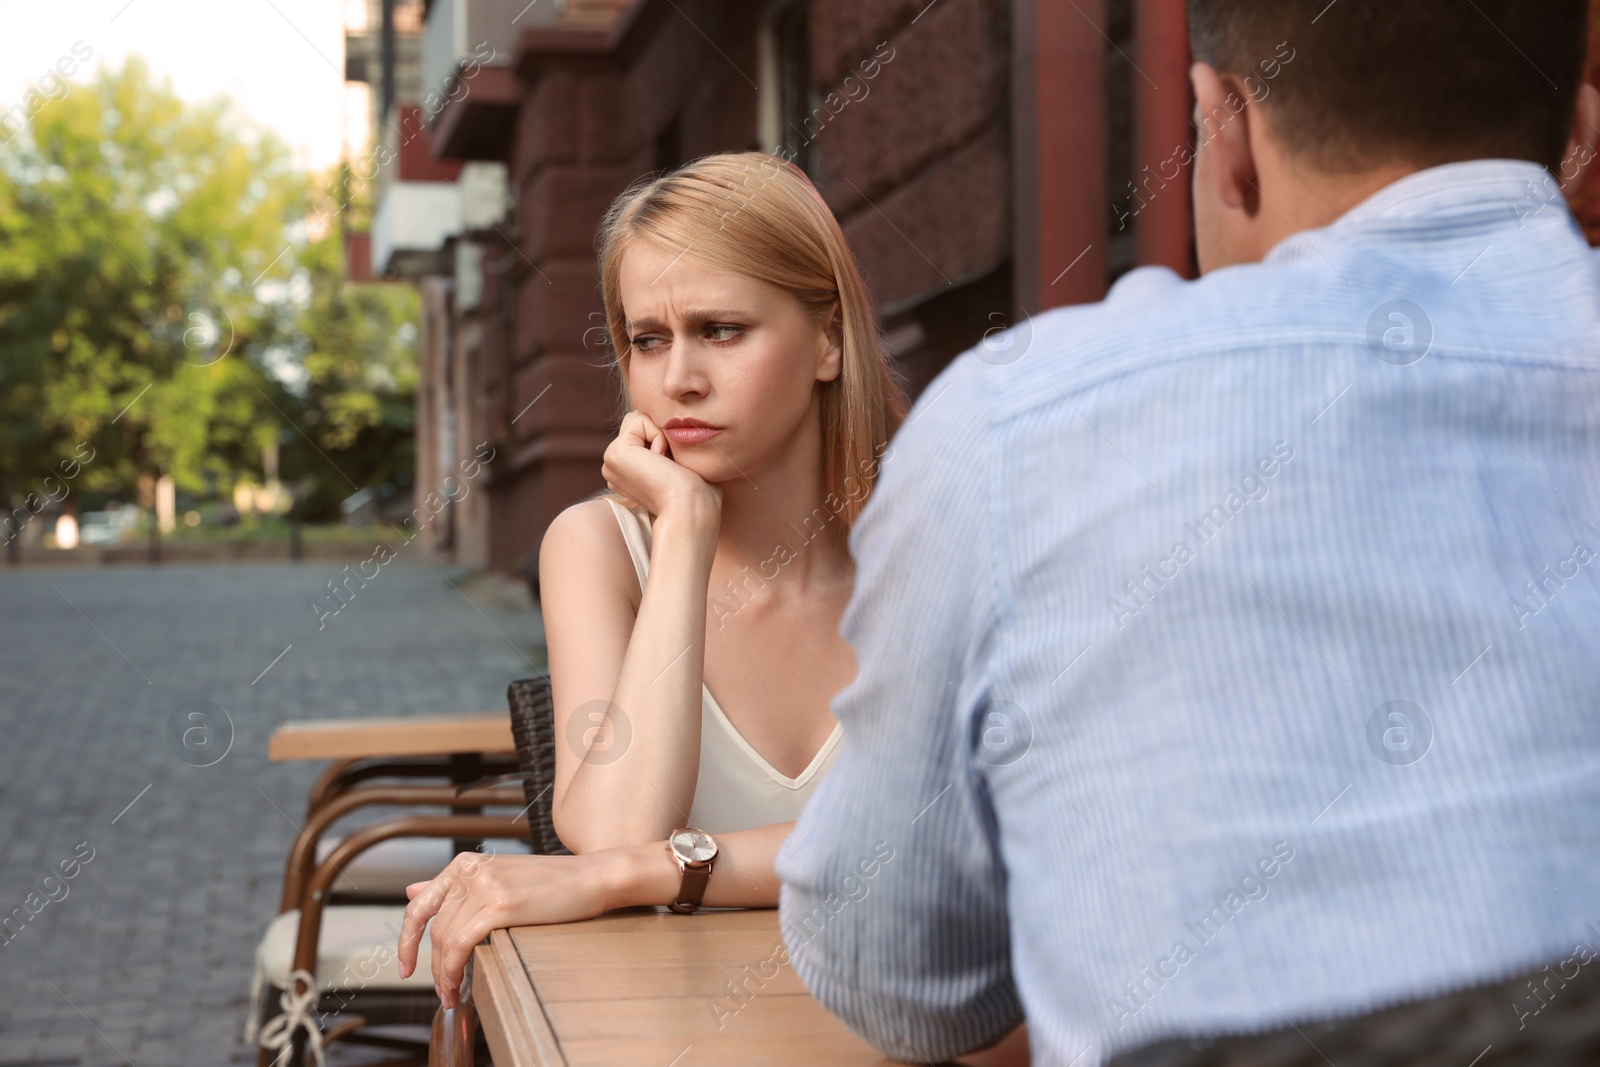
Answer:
[{"left": 396, "top": 151, "right": 906, "bottom": 1007}]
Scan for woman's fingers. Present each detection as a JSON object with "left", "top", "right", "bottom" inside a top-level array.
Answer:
[
  {"left": 618, "top": 409, "right": 653, "bottom": 447},
  {"left": 431, "top": 900, "right": 496, "bottom": 1008},
  {"left": 635, "top": 411, "right": 676, "bottom": 456},
  {"left": 633, "top": 414, "right": 660, "bottom": 452},
  {"left": 603, "top": 409, "right": 705, "bottom": 515},
  {"left": 402, "top": 851, "right": 500, "bottom": 995},
  {"left": 427, "top": 854, "right": 510, "bottom": 1005},
  {"left": 396, "top": 874, "right": 453, "bottom": 978},
  {"left": 421, "top": 864, "right": 481, "bottom": 980},
  {"left": 399, "top": 851, "right": 489, "bottom": 977}
]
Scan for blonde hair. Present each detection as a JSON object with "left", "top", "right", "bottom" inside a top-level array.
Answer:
[{"left": 595, "top": 151, "right": 906, "bottom": 529}]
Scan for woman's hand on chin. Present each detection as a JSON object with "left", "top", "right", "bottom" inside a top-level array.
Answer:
[
  {"left": 601, "top": 409, "right": 722, "bottom": 530},
  {"left": 396, "top": 848, "right": 641, "bottom": 1008}
]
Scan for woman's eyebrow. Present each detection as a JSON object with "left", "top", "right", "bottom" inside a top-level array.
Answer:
[
  {"left": 627, "top": 309, "right": 749, "bottom": 332},
  {"left": 683, "top": 308, "right": 749, "bottom": 322}
]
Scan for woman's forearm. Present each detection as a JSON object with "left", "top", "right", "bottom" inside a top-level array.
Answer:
[
  {"left": 557, "top": 504, "right": 719, "bottom": 850},
  {"left": 597, "top": 821, "right": 793, "bottom": 910}
]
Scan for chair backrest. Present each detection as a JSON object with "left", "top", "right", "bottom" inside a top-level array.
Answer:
[{"left": 507, "top": 676, "right": 570, "bottom": 856}]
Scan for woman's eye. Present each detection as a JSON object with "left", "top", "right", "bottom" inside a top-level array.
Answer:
[
  {"left": 706, "top": 324, "right": 742, "bottom": 343},
  {"left": 631, "top": 335, "right": 663, "bottom": 352}
]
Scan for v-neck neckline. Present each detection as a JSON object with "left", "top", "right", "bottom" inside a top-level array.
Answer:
[{"left": 701, "top": 682, "right": 842, "bottom": 789}]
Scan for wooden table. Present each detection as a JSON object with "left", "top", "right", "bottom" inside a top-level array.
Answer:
[
  {"left": 468, "top": 907, "right": 903, "bottom": 1066},
  {"left": 268, "top": 713, "right": 514, "bottom": 762}
]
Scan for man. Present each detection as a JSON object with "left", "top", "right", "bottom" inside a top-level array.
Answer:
[{"left": 774, "top": 2, "right": 1600, "bottom": 1064}]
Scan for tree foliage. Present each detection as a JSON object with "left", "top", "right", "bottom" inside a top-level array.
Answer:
[
  {"left": 274, "top": 223, "right": 420, "bottom": 522},
  {"left": 0, "top": 58, "right": 418, "bottom": 524}
]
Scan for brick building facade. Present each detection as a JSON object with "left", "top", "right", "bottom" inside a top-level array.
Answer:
[{"left": 388, "top": 0, "right": 1197, "bottom": 578}]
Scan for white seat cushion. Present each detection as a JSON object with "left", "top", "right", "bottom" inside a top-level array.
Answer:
[
  {"left": 245, "top": 905, "right": 433, "bottom": 1043},
  {"left": 256, "top": 905, "right": 430, "bottom": 992},
  {"left": 317, "top": 835, "right": 531, "bottom": 898}
]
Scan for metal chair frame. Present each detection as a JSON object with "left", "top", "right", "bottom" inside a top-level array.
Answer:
[{"left": 257, "top": 678, "right": 561, "bottom": 1067}]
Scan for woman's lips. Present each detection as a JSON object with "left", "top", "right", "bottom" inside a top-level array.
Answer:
[{"left": 664, "top": 426, "right": 723, "bottom": 445}]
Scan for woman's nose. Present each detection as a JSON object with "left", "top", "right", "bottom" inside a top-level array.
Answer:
[{"left": 660, "top": 337, "right": 709, "bottom": 398}]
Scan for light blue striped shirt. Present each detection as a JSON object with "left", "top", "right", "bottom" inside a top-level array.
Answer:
[{"left": 775, "top": 160, "right": 1600, "bottom": 1067}]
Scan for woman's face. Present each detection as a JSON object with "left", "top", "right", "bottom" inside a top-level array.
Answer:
[{"left": 617, "top": 238, "right": 841, "bottom": 484}]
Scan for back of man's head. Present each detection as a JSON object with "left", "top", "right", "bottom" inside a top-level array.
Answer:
[{"left": 1187, "top": 0, "right": 1591, "bottom": 174}]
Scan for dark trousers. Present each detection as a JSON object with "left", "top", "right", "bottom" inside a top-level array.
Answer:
[{"left": 1108, "top": 951, "right": 1600, "bottom": 1067}]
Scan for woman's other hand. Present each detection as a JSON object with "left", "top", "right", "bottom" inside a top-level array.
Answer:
[
  {"left": 396, "top": 850, "right": 627, "bottom": 1008},
  {"left": 601, "top": 409, "right": 722, "bottom": 531}
]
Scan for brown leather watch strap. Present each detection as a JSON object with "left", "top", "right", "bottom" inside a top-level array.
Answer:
[{"left": 670, "top": 862, "right": 712, "bottom": 914}]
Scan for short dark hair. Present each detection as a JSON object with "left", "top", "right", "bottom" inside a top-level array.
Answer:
[{"left": 1187, "top": 0, "right": 1591, "bottom": 173}]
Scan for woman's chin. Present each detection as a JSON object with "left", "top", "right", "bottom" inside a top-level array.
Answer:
[{"left": 670, "top": 456, "right": 730, "bottom": 484}]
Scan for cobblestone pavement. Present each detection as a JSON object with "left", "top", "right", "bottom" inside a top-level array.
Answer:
[{"left": 0, "top": 560, "right": 547, "bottom": 1066}]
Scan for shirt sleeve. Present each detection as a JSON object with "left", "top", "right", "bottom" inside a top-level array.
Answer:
[{"left": 774, "top": 352, "right": 1023, "bottom": 1062}]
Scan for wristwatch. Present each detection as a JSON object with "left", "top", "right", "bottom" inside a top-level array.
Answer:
[{"left": 665, "top": 826, "right": 718, "bottom": 914}]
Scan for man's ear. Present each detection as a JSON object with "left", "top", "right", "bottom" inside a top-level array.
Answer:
[
  {"left": 1561, "top": 81, "right": 1600, "bottom": 193},
  {"left": 1191, "top": 62, "right": 1261, "bottom": 217},
  {"left": 818, "top": 300, "right": 844, "bottom": 383}
]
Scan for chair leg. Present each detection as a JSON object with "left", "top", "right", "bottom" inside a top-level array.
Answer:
[
  {"left": 430, "top": 995, "right": 480, "bottom": 1066},
  {"left": 256, "top": 1040, "right": 298, "bottom": 1067}
]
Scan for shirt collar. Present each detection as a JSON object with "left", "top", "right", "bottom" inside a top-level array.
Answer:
[
  {"left": 1333, "top": 158, "right": 1559, "bottom": 226},
  {"left": 1265, "top": 159, "right": 1563, "bottom": 264}
]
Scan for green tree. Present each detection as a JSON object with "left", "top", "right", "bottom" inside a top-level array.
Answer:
[
  {"left": 0, "top": 58, "right": 301, "bottom": 506},
  {"left": 0, "top": 58, "right": 420, "bottom": 534},
  {"left": 262, "top": 224, "right": 420, "bottom": 523}
]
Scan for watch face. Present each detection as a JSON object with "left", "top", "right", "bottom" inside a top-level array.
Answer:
[{"left": 670, "top": 828, "right": 716, "bottom": 863}]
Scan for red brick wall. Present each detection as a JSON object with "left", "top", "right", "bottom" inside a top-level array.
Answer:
[
  {"left": 810, "top": 0, "right": 1010, "bottom": 301},
  {"left": 809, "top": 0, "right": 1013, "bottom": 395},
  {"left": 1572, "top": 0, "right": 1600, "bottom": 244},
  {"left": 616, "top": 3, "right": 764, "bottom": 166}
]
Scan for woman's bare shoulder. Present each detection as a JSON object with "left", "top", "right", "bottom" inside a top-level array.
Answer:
[
  {"left": 546, "top": 495, "right": 623, "bottom": 539},
  {"left": 540, "top": 495, "right": 641, "bottom": 608}
]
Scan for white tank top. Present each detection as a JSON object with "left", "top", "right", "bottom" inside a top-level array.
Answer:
[{"left": 603, "top": 496, "right": 843, "bottom": 835}]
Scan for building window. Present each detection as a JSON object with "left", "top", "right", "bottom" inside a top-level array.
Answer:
[{"left": 758, "top": 0, "right": 814, "bottom": 173}]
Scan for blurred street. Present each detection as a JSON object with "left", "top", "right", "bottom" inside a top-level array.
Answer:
[{"left": 0, "top": 561, "right": 544, "bottom": 1065}]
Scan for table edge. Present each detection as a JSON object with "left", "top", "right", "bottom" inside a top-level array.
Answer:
[
  {"left": 266, "top": 713, "right": 514, "bottom": 761},
  {"left": 475, "top": 929, "right": 568, "bottom": 1066}
]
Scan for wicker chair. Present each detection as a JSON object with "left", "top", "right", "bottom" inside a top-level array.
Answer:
[{"left": 252, "top": 677, "right": 564, "bottom": 1067}]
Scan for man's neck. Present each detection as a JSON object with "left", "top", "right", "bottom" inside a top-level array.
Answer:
[{"left": 1248, "top": 147, "right": 1424, "bottom": 259}]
